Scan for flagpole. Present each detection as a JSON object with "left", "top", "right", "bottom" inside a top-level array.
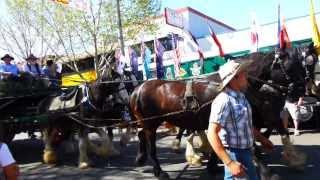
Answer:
[
  {"left": 41, "top": 0, "right": 44, "bottom": 57},
  {"left": 116, "top": 0, "right": 125, "bottom": 56}
]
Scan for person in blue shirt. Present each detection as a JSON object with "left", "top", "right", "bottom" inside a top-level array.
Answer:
[
  {"left": 0, "top": 54, "right": 19, "bottom": 79},
  {"left": 24, "top": 54, "right": 43, "bottom": 76}
]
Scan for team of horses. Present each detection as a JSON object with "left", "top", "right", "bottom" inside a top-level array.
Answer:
[{"left": 3, "top": 44, "right": 319, "bottom": 179}]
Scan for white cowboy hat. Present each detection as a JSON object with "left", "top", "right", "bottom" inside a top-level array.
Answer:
[{"left": 218, "top": 59, "right": 253, "bottom": 89}]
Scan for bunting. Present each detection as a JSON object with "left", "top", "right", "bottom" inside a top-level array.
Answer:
[
  {"left": 154, "top": 38, "right": 165, "bottom": 79},
  {"left": 171, "top": 33, "right": 182, "bottom": 78},
  {"left": 250, "top": 14, "right": 259, "bottom": 52},
  {"left": 208, "top": 25, "right": 224, "bottom": 57},
  {"left": 187, "top": 31, "right": 204, "bottom": 74},
  {"left": 278, "top": 3, "right": 291, "bottom": 49}
]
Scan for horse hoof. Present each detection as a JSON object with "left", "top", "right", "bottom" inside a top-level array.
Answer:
[
  {"left": 191, "top": 155, "right": 202, "bottom": 167},
  {"left": 135, "top": 154, "right": 147, "bottom": 166},
  {"left": 186, "top": 155, "right": 193, "bottom": 164},
  {"left": 186, "top": 155, "right": 202, "bottom": 167},
  {"left": 79, "top": 162, "right": 90, "bottom": 169},
  {"left": 158, "top": 171, "right": 170, "bottom": 180},
  {"left": 43, "top": 150, "right": 57, "bottom": 164},
  {"left": 270, "top": 174, "right": 281, "bottom": 180}
]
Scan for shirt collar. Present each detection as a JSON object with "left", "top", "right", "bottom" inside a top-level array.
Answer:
[{"left": 225, "top": 87, "right": 245, "bottom": 99}]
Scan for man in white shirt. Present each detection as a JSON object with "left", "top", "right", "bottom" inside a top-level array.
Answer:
[{"left": 0, "top": 143, "right": 19, "bottom": 180}]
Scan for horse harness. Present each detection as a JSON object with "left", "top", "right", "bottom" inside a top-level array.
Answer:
[{"left": 182, "top": 80, "right": 200, "bottom": 112}]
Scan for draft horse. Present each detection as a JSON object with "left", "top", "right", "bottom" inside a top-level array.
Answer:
[
  {"left": 130, "top": 49, "right": 310, "bottom": 179},
  {"left": 40, "top": 57, "right": 137, "bottom": 168}
]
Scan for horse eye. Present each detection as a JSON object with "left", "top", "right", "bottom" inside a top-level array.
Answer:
[{"left": 306, "top": 56, "right": 314, "bottom": 65}]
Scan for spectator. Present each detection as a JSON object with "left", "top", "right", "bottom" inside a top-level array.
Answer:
[
  {"left": 0, "top": 54, "right": 19, "bottom": 79},
  {"left": 43, "top": 60, "right": 59, "bottom": 87},
  {"left": 281, "top": 97, "right": 304, "bottom": 136},
  {"left": 0, "top": 142, "right": 19, "bottom": 180},
  {"left": 114, "top": 49, "right": 126, "bottom": 76},
  {"left": 129, "top": 47, "right": 139, "bottom": 79},
  {"left": 24, "top": 54, "right": 43, "bottom": 76}
]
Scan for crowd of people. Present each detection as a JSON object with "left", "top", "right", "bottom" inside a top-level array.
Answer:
[{"left": 0, "top": 53, "right": 62, "bottom": 88}]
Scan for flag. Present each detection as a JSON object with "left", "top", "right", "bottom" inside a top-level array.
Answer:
[
  {"left": 310, "top": 0, "right": 320, "bottom": 55},
  {"left": 187, "top": 31, "right": 204, "bottom": 74},
  {"left": 53, "top": 0, "right": 69, "bottom": 4},
  {"left": 278, "top": 3, "right": 291, "bottom": 49},
  {"left": 171, "top": 33, "right": 181, "bottom": 78},
  {"left": 208, "top": 25, "right": 224, "bottom": 57},
  {"left": 154, "top": 38, "right": 165, "bottom": 79},
  {"left": 249, "top": 14, "right": 259, "bottom": 52},
  {"left": 141, "top": 42, "right": 152, "bottom": 79},
  {"left": 129, "top": 47, "right": 139, "bottom": 78}
]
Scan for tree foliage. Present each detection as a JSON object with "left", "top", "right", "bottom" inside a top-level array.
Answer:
[{"left": 0, "top": 0, "right": 160, "bottom": 78}]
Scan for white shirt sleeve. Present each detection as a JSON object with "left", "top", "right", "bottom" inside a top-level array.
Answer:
[{"left": 0, "top": 143, "right": 16, "bottom": 167}]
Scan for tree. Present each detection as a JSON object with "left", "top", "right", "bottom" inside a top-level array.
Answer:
[{"left": 0, "top": 0, "right": 160, "bottom": 79}]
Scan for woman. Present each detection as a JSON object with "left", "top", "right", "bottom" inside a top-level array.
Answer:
[{"left": 0, "top": 142, "right": 19, "bottom": 180}]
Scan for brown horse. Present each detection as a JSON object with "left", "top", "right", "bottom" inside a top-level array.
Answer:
[
  {"left": 130, "top": 75, "right": 222, "bottom": 179},
  {"left": 130, "top": 50, "right": 311, "bottom": 179}
]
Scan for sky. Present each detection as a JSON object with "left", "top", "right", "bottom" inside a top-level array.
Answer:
[{"left": 161, "top": 0, "right": 320, "bottom": 30}]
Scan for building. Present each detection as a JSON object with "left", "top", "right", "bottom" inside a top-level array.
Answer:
[
  {"left": 123, "top": 7, "right": 235, "bottom": 79},
  {"left": 126, "top": 7, "right": 320, "bottom": 79}
]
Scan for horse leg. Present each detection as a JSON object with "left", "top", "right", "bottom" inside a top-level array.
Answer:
[
  {"left": 78, "top": 127, "right": 90, "bottom": 169},
  {"left": 88, "top": 128, "right": 120, "bottom": 157},
  {"left": 197, "top": 130, "right": 212, "bottom": 155},
  {"left": 42, "top": 128, "right": 58, "bottom": 165},
  {"left": 120, "top": 127, "right": 133, "bottom": 147},
  {"left": 147, "top": 129, "right": 169, "bottom": 179},
  {"left": 135, "top": 130, "right": 148, "bottom": 166},
  {"left": 275, "top": 118, "right": 307, "bottom": 170},
  {"left": 207, "top": 152, "right": 222, "bottom": 175},
  {"left": 172, "top": 128, "right": 184, "bottom": 153},
  {"left": 185, "top": 132, "right": 202, "bottom": 166},
  {"left": 107, "top": 127, "right": 114, "bottom": 141}
]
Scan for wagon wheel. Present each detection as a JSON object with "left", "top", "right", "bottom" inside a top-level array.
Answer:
[{"left": 0, "top": 123, "right": 16, "bottom": 143}]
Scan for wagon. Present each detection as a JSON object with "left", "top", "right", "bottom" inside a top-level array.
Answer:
[{"left": 0, "top": 73, "right": 61, "bottom": 143}]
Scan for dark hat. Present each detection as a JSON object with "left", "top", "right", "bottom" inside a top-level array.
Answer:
[
  {"left": 1, "top": 54, "right": 14, "bottom": 60},
  {"left": 25, "top": 54, "right": 38, "bottom": 61}
]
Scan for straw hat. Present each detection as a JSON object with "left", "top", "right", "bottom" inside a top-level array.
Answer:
[{"left": 218, "top": 59, "right": 253, "bottom": 89}]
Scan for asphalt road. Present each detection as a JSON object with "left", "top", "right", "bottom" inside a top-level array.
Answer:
[{"left": 7, "top": 129, "right": 320, "bottom": 180}]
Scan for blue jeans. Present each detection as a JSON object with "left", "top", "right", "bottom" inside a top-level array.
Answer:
[{"left": 224, "top": 148, "right": 258, "bottom": 180}]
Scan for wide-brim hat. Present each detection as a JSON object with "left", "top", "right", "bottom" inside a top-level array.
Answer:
[
  {"left": 1, "top": 54, "right": 14, "bottom": 60},
  {"left": 218, "top": 59, "right": 253, "bottom": 89},
  {"left": 25, "top": 54, "right": 39, "bottom": 61}
]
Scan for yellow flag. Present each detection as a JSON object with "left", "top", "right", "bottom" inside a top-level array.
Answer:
[
  {"left": 56, "top": 0, "right": 69, "bottom": 4},
  {"left": 310, "top": 0, "right": 320, "bottom": 55}
]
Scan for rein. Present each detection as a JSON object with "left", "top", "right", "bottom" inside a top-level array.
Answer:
[{"left": 248, "top": 75, "right": 288, "bottom": 93}]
